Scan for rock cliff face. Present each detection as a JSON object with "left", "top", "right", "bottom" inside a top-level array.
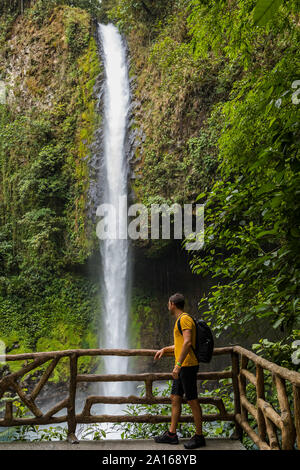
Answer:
[
  {"left": 0, "top": 5, "right": 104, "bottom": 361},
  {"left": 3, "top": 9, "right": 68, "bottom": 112},
  {"left": 0, "top": 5, "right": 101, "bottom": 265}
]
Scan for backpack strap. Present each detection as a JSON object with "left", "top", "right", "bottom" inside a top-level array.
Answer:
[{"left": 177, "top": 313, "right": 193, "bottom": 334}]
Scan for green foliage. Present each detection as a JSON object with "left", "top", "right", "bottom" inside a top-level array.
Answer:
[
  {"left": 252, "top": 331, "right": 300, "bottom": 370},
  {"left": 0, "top": 273, "right": 100, "bottom": 378},
  {"left": 253, "top": 0, "right": 282, "bottom": 26},
  {"left": 0, "top": 111, "right": 64, "bottom": 276},
  {"left": 0, "top": 5, "right": 100, "bottom": 282},
  {"left": 0, "top": 1, "right": 102, "bottom": 26},
  {"left": 106, "top": 0, "right": 177, "bottom": 33},
  {"left": 64, "top": 7, "right": 90, "bottom": 57},
  {"left": 128, "top": 289, "right": 166, "bottom": 353},
  {"left": 0, "top": 11, "right": 17, "bottom": 49},
  {"left": 0, "top": 0, "right": 27, "bottom": 15},
  {"left": 102, "top": 2, "right": 300, "bottom": 357},
  {"left": 127, "top": 2, "right": 222, "bottom": 208},
  {"left": 21, "top": 1, "right": 102, "bottom": 26},
  {"left": 187, "top": 0, "right": 299, "bottom": 70},
  {"left": 189, "top": 65, "right": 300, "bottom": 346},
  {"left": 186, "top": 2, "right": 300, "bottom": 363},
  {"left": 182, "top": 113, "right": 220, "bottom": 198},
  {"left": 0, "top": 2, "right": 101, "bottom": 386}
]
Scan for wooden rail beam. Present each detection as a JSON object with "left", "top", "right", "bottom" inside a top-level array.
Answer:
[
  {"left": 10, "top": 380, "right": 43, "bottom": 418},
  {"left": 28, "top": 357, "right": 60, "bottom": 401},
  {"left": 80, "top": 395, "right": 228, "bottom": 415},
  {"left": 240, "top": 368, "right": 256, "bottom": 386},
  {"left": 257, "top": 398, "right": 283, "bottom": 430},
  {"left": 76, "top": 413, "right": 235, "bottom": 424},
  {"left": 233, "top": 346, "right": 300, "bottom": 386},
  {"left": 234, "top": 413, "right": 271, "bottom": 450},
  {"left": 240, "top": 395, "right": 257, "bottom": 421},
  {"left": 4, "top": 347, "right": 233, "bottom": 361},
  {"left": 76, "top": 371, "right": 232, "bottom": 383}
]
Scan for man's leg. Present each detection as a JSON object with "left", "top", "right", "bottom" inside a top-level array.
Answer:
[
  {"left": 154, "top": 377, "right": 183, "bottom": 443},
  {"left": 179, "top": 366, "right": 206, "bottom": 449},
  {"left": 187, "top": 398, "right": 203, "bottom": 435},
  {"left": 169, "top": 394, "right": 182, "bottom": 433},
  {"left": 154, "top": 392, "right": 181, "bottom": 444}
]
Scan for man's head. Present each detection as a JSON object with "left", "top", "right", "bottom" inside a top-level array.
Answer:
[{"left": 168, "top": 292, "right": 185, "bottom": 315}]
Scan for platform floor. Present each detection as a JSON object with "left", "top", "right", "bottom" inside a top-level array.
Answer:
[{"left": 0, "top": 438, "right": 245, "bottom": 451}]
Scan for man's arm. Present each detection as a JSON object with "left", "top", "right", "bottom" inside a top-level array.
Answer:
[
  {"left": 154, "top": 344, "right": 174, "bottom": 361},
  {"left": 172, "top": 329, "right": 192, "bottom": 379},
  {"left": 177, "top": 329, "right": 192, "bottom": 365}
]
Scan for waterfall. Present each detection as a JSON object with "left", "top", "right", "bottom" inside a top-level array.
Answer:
[{"left": 97, "top": 23, "right": 131, "bottom": 407}]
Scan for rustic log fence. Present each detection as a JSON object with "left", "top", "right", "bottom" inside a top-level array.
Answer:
[{"left": 0, "top": 346, "right": 299, "bottom": 449}]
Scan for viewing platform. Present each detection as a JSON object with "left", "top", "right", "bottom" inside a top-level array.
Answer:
[
  {"left": 0, "top": 437, "right": 245, "bottom": 451},
  {"left": 0, "top": 346, "right": 299, "bottom": 450}
]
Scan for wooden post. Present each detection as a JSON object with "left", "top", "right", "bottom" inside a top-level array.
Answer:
[
  {"left": 275, "top": 375, "right": 296, "bottom": 450},
  {"left": 256, "top": 364, "right": 266, "bottom": 443},
  {"left": 293, "top": 385, "right": 300, "bottom": 449},
  {"left": 265, "top": 417, "right": 280, "bottom": 450},
  {"left": 29, "top": 357, "right": 59, "bottom": 401},
  {"left": 11, "top": 380, "right": 43, "bottom": 418},
  {"left": 239, "top": 354, "right": 249, "bottom": 423},
  {"left": 5, "top": 401, "right": 13, "bottom": 423},
  {"left": 145, "top": 380, "right": 153, "bottom": 399},
  {"left": 67, "top": 353, "right": 78, "bottom": 444},
  {"left": 231, "top": 351, "right": 243, "bottom": 440}
]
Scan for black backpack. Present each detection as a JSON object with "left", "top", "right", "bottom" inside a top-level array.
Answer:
[{"left": 177, "top": 314, "right": 214, "bottom": 363}]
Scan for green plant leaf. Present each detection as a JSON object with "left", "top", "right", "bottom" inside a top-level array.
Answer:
[{"left": 253, "top": 0, "right": 282, "bottom": 27}]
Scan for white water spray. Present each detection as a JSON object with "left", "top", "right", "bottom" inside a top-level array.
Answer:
[{"left": 97, "top": 23, "right": 131, "bottom": 407}]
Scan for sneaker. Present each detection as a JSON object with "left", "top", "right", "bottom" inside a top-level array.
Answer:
[
  {"left": 184, "top": 434, "right": 206, "bottom": 449},
  {"left": 154, "top": 431, "right": 179, "bottom": 445}
]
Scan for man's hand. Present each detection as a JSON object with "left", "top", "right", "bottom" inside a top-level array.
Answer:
[
  {"left": 172, "top": 365, "right": 181, "bottom": 380},
  {"left": 154, "top": 348, "right": 165, "bottom": 361}
]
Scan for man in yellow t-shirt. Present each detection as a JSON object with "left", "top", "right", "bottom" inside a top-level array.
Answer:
[{"left": 153, "top": 293, "right": 205, "bottom": 449}]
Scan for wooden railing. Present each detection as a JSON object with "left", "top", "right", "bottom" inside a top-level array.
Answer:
[
  {"left": 0, "top": 346, "right": 299, "bottom": 449},
  {"left": 232, "top": 346, "right": 300, "bottom": 450}
]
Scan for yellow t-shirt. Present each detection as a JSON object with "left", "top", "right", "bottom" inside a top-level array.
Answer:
[{"left": 174, "top": 313, "right": 198, "bottom": 367}]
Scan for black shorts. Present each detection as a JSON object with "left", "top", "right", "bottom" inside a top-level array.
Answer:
[{"left": 171, "top": 365, "right": 199, "bottom": 401}]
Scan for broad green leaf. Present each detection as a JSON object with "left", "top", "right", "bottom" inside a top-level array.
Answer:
[
  {"left": 273, "top": 316, "right": 284, "bottom": 329},
  {"left": 253, "top": 0, "right": 282, "bottom": 27},
  {"left": 196, "top": 192, "right": 207, "bottom": 201},
  {"left": 257, "top": 182, "right": 275, "bottom": 196},
  {"left": 256, "top": 229, "right": 277, "bottom": 238}
]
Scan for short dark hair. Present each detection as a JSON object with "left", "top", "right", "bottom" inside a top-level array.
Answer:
[{"left": 169, "top": 292, "right": 185, "bottom": 310}]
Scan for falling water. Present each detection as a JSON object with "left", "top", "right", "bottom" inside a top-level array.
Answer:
[{"left": 97, "top": 23, "right": 131, "bottom": 407}]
